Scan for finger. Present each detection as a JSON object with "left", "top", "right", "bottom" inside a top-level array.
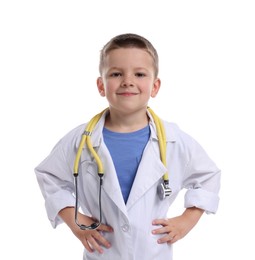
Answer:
[
  {"left": 158, "top": 233, "right": 175, "bottom": 244},
  {"left": 86, "top": 236, "right": 104, "bottom": 254},
  {"left": 152, "top": 225, "right": 170, "bottom": 235},
  {"left": 93, "top": 231, "right": 112, "bottom": 249},
  {"left": 152, "top": 218, "right": 169, "bottom": 226},
  {"left": 81, "top": 238, "right": 94, "bottom": 253},
  {"left": 98, "top": 224, "right": 114, "bottom": 233},
  {"left": 167, "top": 236, "right": 177, "bottom": 244}
]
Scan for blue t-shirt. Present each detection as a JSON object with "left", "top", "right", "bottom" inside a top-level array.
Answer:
[{"left": 103, "top": 125, "right": 150, "bottom": 203}]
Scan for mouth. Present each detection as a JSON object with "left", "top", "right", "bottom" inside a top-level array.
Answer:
[{"left": 116, "top": 92, "right": 139, "bottom": 96}]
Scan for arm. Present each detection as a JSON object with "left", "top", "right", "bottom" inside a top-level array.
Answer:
[
  {"left": 152, "top": 126, "right": 220, "bottom": 245},
  {"left": 58, "top": 207, "right": 113, "bottom": 254},
  {"left": 152, "top": 207, "right": 204, "bottom": 244},
  {"left": 35, "top": 134, "right": 113, "bottom": 254}
]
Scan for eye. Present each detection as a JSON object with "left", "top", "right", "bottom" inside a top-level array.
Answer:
[
  {"left": 135, "top": 72, "right": 146, "bottom": 77},
  {"left": 110, "top": 72, "right": 122, "bottom": 77}
]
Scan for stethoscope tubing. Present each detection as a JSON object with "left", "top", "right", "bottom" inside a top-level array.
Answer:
[
  {"left": 73, "top": 108, "right": 171, "bottom": 230},
  {"left": 74, "top": 175, "right": 103, "bottom": 230}
]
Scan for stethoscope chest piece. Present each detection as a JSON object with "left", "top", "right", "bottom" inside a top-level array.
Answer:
[{"left": 157, "top": 181, "right": 172, "bottom": 200}]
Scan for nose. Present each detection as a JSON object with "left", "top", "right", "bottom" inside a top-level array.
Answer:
[{"left": 121, "top": 75, "right": 134, "bottom": 87}]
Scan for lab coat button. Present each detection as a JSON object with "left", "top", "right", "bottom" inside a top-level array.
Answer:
[{"left": 121, "top": 224, "right": 129, "bottom": 232}]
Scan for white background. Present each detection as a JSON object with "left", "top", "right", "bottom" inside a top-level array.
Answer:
[{"left": 0, "top": 0, "right": 254, "bottom": 259}]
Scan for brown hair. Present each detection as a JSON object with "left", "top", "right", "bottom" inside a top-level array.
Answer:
[{"left": 99, "top": 33, "right": 159, "bottom": 77}]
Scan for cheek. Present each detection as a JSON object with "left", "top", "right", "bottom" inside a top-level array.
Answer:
[
  {"left": 104, "top": 85, "right": 113, "bottom": 94},
  {"left": 142, "top": 83, "right": 157, "bottom": 97},
  {"left": 104, "top": 80, "right": 118, "bottom": 93},
  {"left": 104, "top": 86, "right": 115, "bottom": 99}
]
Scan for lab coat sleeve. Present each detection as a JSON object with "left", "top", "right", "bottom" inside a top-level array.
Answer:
[
  {"left": 182, "top": 135, "right": 221, "bottom": 214},
  {"left": 35, "top": 139, "right": 76, "bottom": 228}
]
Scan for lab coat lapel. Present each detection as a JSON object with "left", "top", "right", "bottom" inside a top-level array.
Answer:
[
  {"left": 97, "top": 143, "right": 128, "bottom": 217},
  {"left": 78, "top": 111, "right": 128, "bottom": 217},
  {"left": 126, "top": 140, "right": 167, "bottom": 210}
]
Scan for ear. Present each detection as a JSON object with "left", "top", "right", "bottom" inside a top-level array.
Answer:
[
  {"left": 151, "top": 78, "right": 161, "bottom": 98},
  {"left": 97, "top": 77, "right": 106, "bottom": 97}
]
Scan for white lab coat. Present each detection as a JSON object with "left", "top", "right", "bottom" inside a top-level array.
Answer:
[{"left": 35, "top": 110, "right": 221, "bottom": 260}]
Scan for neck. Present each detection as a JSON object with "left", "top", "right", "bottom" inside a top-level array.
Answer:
[{"left": 104, "top": 108, "right": 149, "bottom": 133}]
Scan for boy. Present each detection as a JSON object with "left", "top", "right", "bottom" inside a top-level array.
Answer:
[{"left": 35, "top": 33, "right": 221, "bottom": 259}]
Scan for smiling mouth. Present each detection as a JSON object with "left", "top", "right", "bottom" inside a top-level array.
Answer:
[{"left": 116, "top": 92, "right": 138, "bottom": 96}]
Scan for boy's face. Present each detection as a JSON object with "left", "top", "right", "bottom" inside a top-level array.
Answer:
[{"left": 97, "top": 48, "right": 160, "bottom": 114}]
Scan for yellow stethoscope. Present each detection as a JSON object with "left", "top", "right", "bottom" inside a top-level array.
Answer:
[{"left": 73, "top": 107, "right": 171, "bottom": 230}]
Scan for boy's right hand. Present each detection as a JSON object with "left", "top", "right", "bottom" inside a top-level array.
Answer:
[
  {"left": 58, "top": 207, "right": 113, "bottom": 254},
  {"left": 73, "top": 214, "right": 113, "bottom": 254}
]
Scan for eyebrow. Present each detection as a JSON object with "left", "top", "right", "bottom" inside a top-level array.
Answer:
[{"left": 107, "top": 66, "right": 149, "bottom": 71}]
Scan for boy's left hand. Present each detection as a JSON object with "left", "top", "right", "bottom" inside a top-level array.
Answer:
[{"left": 152, "top": 207, "right": 204, "bottom": 244}]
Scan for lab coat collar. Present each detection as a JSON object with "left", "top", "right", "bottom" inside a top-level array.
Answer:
[
  {"left": 75, "top": 108, "right": 177, "bottom": 149},
  {"left": 147, "top": 110, "right": 177, "bottom": 143},
  {"left": 75, "top": 110, "right": 108, "bottom": 149}
]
